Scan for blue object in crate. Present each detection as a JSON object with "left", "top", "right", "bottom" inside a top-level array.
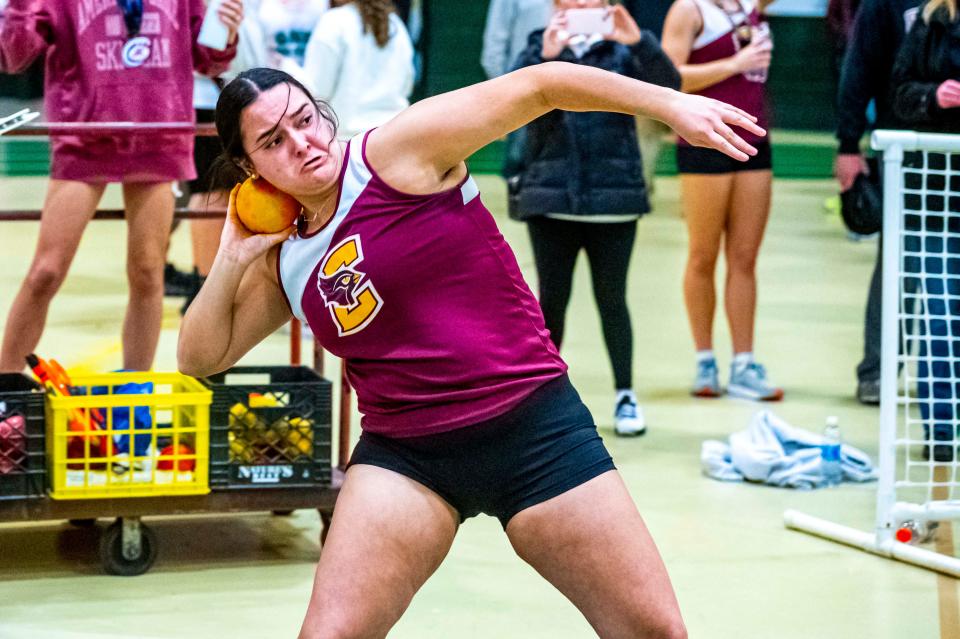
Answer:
[{"left": 92, "top": 371, "right": 154, "bottom": 456}]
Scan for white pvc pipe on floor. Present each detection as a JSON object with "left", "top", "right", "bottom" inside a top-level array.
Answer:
[{"left": 783, "top": 510, "right": 960, "bottom": 578}]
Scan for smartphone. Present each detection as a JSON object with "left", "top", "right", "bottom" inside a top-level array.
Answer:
[
  {"left": 564, "top": 8, "right": 613, "bottom": 36},
  {"left": 197, "top": 0, "right": 230, "bottom": 50}
]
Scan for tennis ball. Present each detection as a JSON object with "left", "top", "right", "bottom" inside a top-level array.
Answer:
[{"left": 235, "top": 177, "right": 301, "bottom": 234}]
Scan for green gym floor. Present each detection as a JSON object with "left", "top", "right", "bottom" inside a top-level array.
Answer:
[{"left": 0, "top": 174, "right": 955, "bottom": 638}]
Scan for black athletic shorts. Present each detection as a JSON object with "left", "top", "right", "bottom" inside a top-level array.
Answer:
[
  {"left": 188, "top": 109, "right": 232, "bottom": 193},
  {"left": 348, "top": 375, "right": 616, "bottom": 529},
  {"left": 676, "top": 140, "right": 772, "bottom": 174}
]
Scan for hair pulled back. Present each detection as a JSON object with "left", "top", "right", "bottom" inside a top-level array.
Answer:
[{"left": 210, "top": 67, "right": 339, "bottom": 188}]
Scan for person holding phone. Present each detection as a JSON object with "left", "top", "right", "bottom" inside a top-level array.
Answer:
[
  {"left": 509, "top": 0, "right": 681, "bottom": 437},
  {"left": 662, "top": 0, "right": 781, "bottom": 401},
  {"left": 0, "top": 0, "right": 241, "bottom": 373},
  {"left": 178, "top": 60, "right": 761, "bottom": 635}
]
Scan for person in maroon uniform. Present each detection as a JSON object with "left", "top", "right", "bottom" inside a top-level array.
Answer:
[
  {"left": 177, "top": 65, "right": 763, "bottom": 638},
  {"left": 662, "top": 0, "right": 781, "bottom": 401}
]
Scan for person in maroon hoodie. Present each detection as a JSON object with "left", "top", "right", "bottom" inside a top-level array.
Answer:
[{"left": 0, "top": 0, "right": 242, "bottom": 372}]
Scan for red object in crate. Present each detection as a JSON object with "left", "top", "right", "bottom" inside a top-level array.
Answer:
[
  {"left": 157, "top": 444, "right": 196, "bottom": 472},
  {"left": 0, "top": 414, "right": 26, "bottom": 474}
]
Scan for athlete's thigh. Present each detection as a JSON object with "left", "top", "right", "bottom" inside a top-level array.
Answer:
[
  {"left": 725, "top": 170, "right": 772, "bottom": 261},
  {"left": 300, "top": 464, "right": 460, "bottom": 639},
  {"left": 680, "top": 173, "right": 734, "bottom": 258},
  {"left": 506, "top": 471, "right": 685, "bottom": 639},
  {"left": 32, "top": 179, "right": 105, "bottom": 267},
  {"left": 122, "top": 182, "right": 175, "bottom": 261}
]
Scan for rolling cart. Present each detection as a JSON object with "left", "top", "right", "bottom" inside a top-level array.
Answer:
[{"left": 0, "top": 121, "right": 352, "bottom": 575}]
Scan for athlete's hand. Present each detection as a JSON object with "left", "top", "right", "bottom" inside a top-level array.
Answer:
[
  {"left": 218, "top": 183, "right": 294, "bottom": 266},
  {"left": 218, "top": 0, "right": 244, "bottom": 45},
  {"left": 835, "top": 152, "right": 868, "bottom": 192},
  {"left": 661, "top": 92, "right": 765, "bottom": 161},
  {"left": 542, "top": 12, "right": 571, "bottom": 60},
  {"left": 732, "top": 39, "right": 772, "bottom": 75},
  {"left": 936, "top": 80, "right": 960, "bottom": 109}
]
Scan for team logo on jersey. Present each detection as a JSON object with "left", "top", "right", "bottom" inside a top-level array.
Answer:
[
  {"left": 121, "top": 36, "right": 152, "bottom": 68},
  {"left": 317, "top": 235, "right": 382, "bottom": 336},
  {"left": 318, "top": 269, "right": 363, "bottom": 308}
]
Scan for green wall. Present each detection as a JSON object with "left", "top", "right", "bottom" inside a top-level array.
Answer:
[{"left": 765, "top": 16, "right": 837, "bottom": 130}]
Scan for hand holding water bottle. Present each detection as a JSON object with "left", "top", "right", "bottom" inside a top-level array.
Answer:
[{"left": 734, "top": 22, "right": 772, "bottom": 83}]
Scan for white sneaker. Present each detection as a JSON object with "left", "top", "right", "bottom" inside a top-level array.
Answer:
[{"left": 614, "top": 394, "right": 646, "bottom": 437}]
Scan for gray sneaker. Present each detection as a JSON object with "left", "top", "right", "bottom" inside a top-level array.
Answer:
[
  {"left": 691, "top": 359, "right": 722, "bottom": 398},
  {"left": 728, "top": 362, "right": 784, "bottom": 401},
  {"left": 856, "top": 379, "right": 880, "bottom": 405}
]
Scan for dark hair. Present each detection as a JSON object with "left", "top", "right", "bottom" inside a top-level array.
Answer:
[
  {"left": 210, "top": 67, "right": 339, "bottom": 188},
  {"left": 356, "top": 0, "right": 397, "bottom": 48}
]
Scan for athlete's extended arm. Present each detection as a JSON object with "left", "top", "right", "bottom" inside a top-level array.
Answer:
[
  {"left": 177, "top": 186, "right": 293, "bottom": 378},
  {"left": 367, "top": 59, "right": 764, "bottom": 187}
]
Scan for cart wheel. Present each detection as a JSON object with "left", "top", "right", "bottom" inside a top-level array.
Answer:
[
  {"left": 271, "top": 510, "right": 295, "bottom": 517},
  {"left": 99, "top": 519, "right": 157, "bottom": 576},
  {"left": 68, "top": 518, "right": 97, "bottom": 528},
  {"left": 319, "top": 510, "right": 332, "bottom": 546}
]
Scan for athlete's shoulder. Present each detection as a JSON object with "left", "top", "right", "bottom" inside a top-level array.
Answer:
[{"left": 666, "top": 0, "right": 705, "bottom": 30}]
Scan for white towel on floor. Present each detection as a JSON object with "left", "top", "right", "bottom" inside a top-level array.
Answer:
[{"left": 701, "top": 411, "right": 878, "bottom": 489}]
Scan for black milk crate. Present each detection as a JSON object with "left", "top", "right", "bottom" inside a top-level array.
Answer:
[
  {"left": 0, "top": 373, "right": 46, "bottom": 500},
  {"left": 206, "top": 366, "right": 332, "bottom": 489}
]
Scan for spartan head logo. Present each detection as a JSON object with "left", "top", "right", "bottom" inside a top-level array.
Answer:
[{"left": 317, "top": 268, "right": 364, "bottom": 308}]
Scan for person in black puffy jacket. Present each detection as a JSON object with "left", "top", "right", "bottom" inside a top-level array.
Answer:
[
  {"left": 510, "top": 0, "right": 680, "bottom": 437},
  {"left": 890, "top": 0, "right": 960, "bottom": 461},
  {"left": 891, "top": 0, "right": 960, "bottom": 132}
]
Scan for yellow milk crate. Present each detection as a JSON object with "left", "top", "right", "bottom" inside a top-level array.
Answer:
[{"left": 46, "top": 372, "right": 211, "bottom": 499}]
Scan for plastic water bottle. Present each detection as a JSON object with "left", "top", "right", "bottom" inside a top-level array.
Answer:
[
  {"left": 744, "top": 22, "right": 772, "bottom": 84},
  {"left": 821, "top": 416, "right": 843, "bottom": 487}
]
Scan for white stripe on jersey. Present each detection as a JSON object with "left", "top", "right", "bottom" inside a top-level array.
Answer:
[
  {"left": 278, "top": 133, "right": 372, "bottom": 322},
  {"left": 690, "top": 0, "right": 753, "bottom": 51},
  {"left": 460, "top": 176, "right": 480, "bottom": 205}
]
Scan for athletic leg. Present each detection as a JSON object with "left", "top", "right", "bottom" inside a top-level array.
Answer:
[
  {"left": 188, "top": 190, "right": 227, "bottom": 277},
  {"left": 856, "top": 237, "right": 882, "bottom": 389},
  {"left": 506, "top": 471, "right": 686, "bottom": 639},
  {"left": 723, "top": 170, "right": 772, "bottom": 354},
  {"left": 0, "top": 179, "right": 104, "bottom": 371},
  {"left": 121, "top": 181, "right": 175, "bottom": 370},
  {"left": 527, "top": 217, "right": 583, "bottom": 349},
  {"left": 680, "top": 173, "right": 733, "bottom": 351},
  {"left": 583, "top": 221, "right": 637, "bottom": 390},
  {"left": 299, "top": 464, "right": 459, "bottom": 639}
]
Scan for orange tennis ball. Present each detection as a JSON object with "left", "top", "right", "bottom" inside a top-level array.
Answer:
[{"left": 235, "top": 177, "right": 302, "bottom": 234}]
